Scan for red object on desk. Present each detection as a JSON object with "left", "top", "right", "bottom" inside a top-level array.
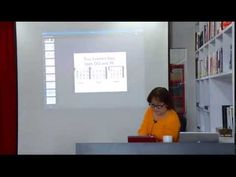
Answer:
[{"left": 128, "top": 136, "right": 157, "bottom": 143}]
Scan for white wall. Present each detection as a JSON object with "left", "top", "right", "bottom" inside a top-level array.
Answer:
[
  {"left": 17, "top": 22, "right": 169, "bottom": 154},
  {"left": 170, "top": 22, "right": 196, "bottom": 131}
]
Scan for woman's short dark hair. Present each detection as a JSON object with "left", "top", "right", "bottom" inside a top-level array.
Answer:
[{"left": 147, "top": 87, "right": 174, "bottom": 110}]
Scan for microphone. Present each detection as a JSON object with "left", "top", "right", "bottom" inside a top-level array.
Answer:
[{"left": 149, "top": 120, "right": 157, "bottom": 136}]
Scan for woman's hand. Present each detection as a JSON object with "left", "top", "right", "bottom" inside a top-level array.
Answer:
[
  {"left": 147, "top": 134, "right": 162, "bottom": 142},
  {"left": 147, "top": 134, "right": 157, "bottom": 138}
]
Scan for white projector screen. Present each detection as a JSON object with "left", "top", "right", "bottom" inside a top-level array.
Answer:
[
  {"left": 41, "top": 26, "right": 145, "bottom": 109},
  {"left": 17, "top": 22, "right": 169, "bottom": 154}
]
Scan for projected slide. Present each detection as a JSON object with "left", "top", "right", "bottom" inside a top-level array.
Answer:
[
  {"left": 41, "top": 26, "right": 146, "bottom": 108},
  {"left": 74, "top": 52, "right": 127, "bottom": 93}
]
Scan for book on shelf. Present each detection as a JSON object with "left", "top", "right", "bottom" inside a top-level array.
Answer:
[
  {"left": 195, "top": 32, "right": 199, "bottom": 51},
  {"left": 208, "top": 48, "right": 224, "bottom": 76},
  {"left": 213, "top": 51, "right": 218, "bottom": 75},
  {"left": 215, "top": 22, "right": 222, "bottom": 34},
  {"left": 222, "top": 105, "right": 234, "bottom": 129},
  {"left": 222, "top": 105, "right": 229, "bottom": 128},
  {"left": 195, "top": 21, "right": 233, "bottom": 51},
  {"left": 203, "top": 24, "right": 208, "bottom": 43},
  {"left": 229, "top": 44, "right": 232, "bottom": 70},
  {"left": 216, "top": 50, "right": 219, "bottom": 74},
  {"left": 209, "top": 22, "right": 215, "bottom": 40},
  {"left": 206, "top": 55, "right": 209, "bottom": 76},
  {"left": 226, "top": 106, "right": 233, "bottom": 129},
  {"left": 219, "top": 47, "right": 223, "bottom": 73},
  {"left": 199, "top": 31, "right": 203, "bottom": 48},
  {"left": 216, "top": 48, "right": 223, "bottom": 74},
  {"left": 209, "top": 52, "right": 218, "bottom": 75},
  {"left": 195, "top": 32, "right": 201, "bottom": 50},
  {"left": 221, "top": 21, "right": 232, "bottom": 30},
  {"left": 195, "top": 57, "right": 198, "bottom": 78}
]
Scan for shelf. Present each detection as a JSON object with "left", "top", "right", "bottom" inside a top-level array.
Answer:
[
  {"left": 197, "top": 43, "right": 208, "bottom": 52},
  {"left": 209, "top": 38, "right": 215, "bottom": 45},
  {"left": 208, "top": 71, "right": 232, "bottom": 79},
  {"left": 195, "top": 23, "right": 233, "bottom": 53},
  {"left": 196, "top": 76, "right": 209, "bottom": 81},
  {"left": 196, "top": 71, "right": 232, "bottom": 81},
  {"left": 195, "top": 22, "right": 234, "bottom": 134}
]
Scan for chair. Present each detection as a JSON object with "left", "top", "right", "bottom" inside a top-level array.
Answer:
[{"left": 178, "top": 113, "right": 187, "bottom": 132}]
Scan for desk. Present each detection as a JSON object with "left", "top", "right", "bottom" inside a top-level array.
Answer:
[{"left": 75, "top": 143, "right": 235, "bottom": 155}]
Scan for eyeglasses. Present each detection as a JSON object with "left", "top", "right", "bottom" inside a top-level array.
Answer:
[{"left": 149, "top": 103, "right": 165, "bottom": 109}]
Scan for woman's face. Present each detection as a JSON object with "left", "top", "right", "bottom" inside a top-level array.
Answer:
[{"left": 149, "top": 97, "right": 168, "bottom": 115}]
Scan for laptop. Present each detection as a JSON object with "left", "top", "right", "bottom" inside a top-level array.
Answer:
[
  {"left": 179, "top": 132, "right": 219, "bottom": 143},
  {"left": 128, "top": 136, "right": 157, "bottom": 143}
]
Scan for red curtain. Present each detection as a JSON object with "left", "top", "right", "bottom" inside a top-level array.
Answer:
[{"left": 0, "top": 22, "right": 17, "bottom": 154}]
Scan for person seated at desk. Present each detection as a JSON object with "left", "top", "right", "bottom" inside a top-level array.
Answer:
[{"left": 138, "top": 87, "right": 181, "bottom": 142}]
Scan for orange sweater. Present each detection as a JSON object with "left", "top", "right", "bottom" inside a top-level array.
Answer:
[{"left": 138, "top": 107, "right": 181, "bottom": 142}]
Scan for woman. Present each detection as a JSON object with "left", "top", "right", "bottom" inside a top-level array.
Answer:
[{"left": 138, "top": 87, "right": 181, "bottom": 142}]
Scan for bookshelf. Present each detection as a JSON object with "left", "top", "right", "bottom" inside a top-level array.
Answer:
[
  {"left": 170, "top": 64, "right": 185, "bottom": 114},
  {"left": 195, "top": 22, "right": 234, "bottom": 143}
]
